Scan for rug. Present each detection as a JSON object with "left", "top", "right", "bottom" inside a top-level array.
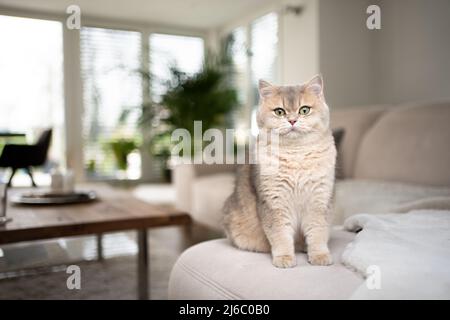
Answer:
[
  {"left": 0, "top": 253, "right": 176, "bottom": 300},
  {"left": 0, "top": 228, "right": 184, "bottom": 299}
]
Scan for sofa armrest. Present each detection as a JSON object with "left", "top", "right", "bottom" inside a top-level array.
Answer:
[
  {"left": 173, "top": 164, "right": 236, "bottom": 213},
  {"left": 173, "top": 164, "right": 196, "bottom": 213}
]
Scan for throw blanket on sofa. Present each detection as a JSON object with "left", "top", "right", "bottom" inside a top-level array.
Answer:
[{"left": 342, "top": 210, "right": 450, "bottom": 299}]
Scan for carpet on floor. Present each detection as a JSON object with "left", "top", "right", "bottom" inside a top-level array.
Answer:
[{"left": 0, "top": 254, "right": 172, "bottom": 300}]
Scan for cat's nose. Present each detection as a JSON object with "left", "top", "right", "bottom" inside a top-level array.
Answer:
[{"left": 288, "top": 120, "right": 297, "bottom": 126}]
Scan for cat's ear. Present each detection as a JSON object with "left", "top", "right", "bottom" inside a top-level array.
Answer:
[
  {"left": 305, "top": 74, "right": 323, "bottom": 96},
  {"left": 259, "top": 79, "right": 274, "bottom": 98}
]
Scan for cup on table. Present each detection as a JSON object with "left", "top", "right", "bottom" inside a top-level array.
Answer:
[
  {"left": 51, "top": 169, "right": 75, "bottom": 194},
  {"left": 50, "top": 169, "right": 64, "bottom": 193}
]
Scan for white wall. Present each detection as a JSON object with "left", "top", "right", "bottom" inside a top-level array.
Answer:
[
  {"left": 375, "top": 0, "right": 450, "bottom": 104},
  {"left": 281, "top": 0, "right": 450, "bottom": 107},
  {"left": 318, "top": 0, "right": 450, "bottom": 107},
  {"left": 318, "top": 0, "right": 375, "bottom": 108},
  {"left": 279, "top": 0, "right": 320, "bottom": 85}
]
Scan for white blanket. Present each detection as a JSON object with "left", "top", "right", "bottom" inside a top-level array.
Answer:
[{"left": 342, "top": 210, "right": 450, "bottom": 299}]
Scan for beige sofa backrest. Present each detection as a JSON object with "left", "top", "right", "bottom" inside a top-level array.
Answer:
[
  {"left": 330, "top": 105, "right": 388, "bottom": 179},
  {"left": 331, "top": 102, "right": 450, "bottom": 186}
]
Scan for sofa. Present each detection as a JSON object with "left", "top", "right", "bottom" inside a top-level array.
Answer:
[{"left": 169, "top": 101, "right": 450, "bottom": 299}]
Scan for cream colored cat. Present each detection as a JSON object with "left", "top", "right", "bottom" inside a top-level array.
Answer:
[{"left": 223, "top": 75, "right": 336, "bottom": 268}]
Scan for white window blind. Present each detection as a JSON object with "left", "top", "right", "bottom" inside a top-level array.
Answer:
[
  {"left": 80, "top": 27, "right": 142, "bottom": 179},
  {"left": 250, "top": 13, "right": 278, "bottom": 135},
  {"left": 251, "top": 12, "right": 279, "bottom": 102},
  {"left": 229, "top": 27, "right": 250, "bottom": 133},
  {"left": 229, "top": 12, "right": 278, "bottom": 135},
  {"left": 230, "top": 27, "right": 248, "bottom": 106}
]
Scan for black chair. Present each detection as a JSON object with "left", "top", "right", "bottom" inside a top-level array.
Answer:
[{"left": 0, "top": 129, "right": 52, "bottom": 187}]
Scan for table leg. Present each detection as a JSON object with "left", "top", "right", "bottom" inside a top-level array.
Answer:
[
  {"left": 96, "top": 233, "right": 103, "bottom": 261},
  {"left": 137, "top": 228, "right": 149, "bottom": 300}
]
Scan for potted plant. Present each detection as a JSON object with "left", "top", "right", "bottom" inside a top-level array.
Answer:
[
  {"left": 121, "top": 37, "right": 238, "bottom": 181},
  {"left": 107, "top": 138, "right": 139, "bottom": 172}
]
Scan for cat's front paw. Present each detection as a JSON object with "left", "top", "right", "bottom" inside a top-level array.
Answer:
[
  {"left": 272, "top": 255, "right": 297, "bottom": 268},
  {"left": 308, "top": 252, "right": 333, "bottom": 266}
]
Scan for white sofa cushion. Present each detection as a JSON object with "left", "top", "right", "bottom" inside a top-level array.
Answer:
[
  {"left": 353, "top": 102, "right": 450, "bottom": 186},
  {"left": 330, "top": 105, "right": 387, "bottom": 179},
  {"left": 333, "top": 179, "right": 450, "bottom": 224},
  {"left": 168, "top": 229, "right": 362, "bottom": 300}
]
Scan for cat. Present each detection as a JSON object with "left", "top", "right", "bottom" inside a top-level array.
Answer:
[{"left": 223, "top": 75, "right": 336, "bottom": 268}]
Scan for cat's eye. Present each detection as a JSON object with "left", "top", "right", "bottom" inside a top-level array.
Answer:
[
  {"left": 273, "top": 108, "right": 286, "bottom": 117},
  {"left": 299, "top": 106, "right": 311, "bottom": 115}
]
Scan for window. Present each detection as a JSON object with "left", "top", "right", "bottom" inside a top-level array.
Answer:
[
  {"left": 80, "top": 27, "right": 142, "bottom": 179},
  {"left": 230, "top": 27, "right": 248, "bottom": 105},
  {"left": 228, "top": 13, "right": 278, "bottom": 136},
  {"left": 250, "top": 13, "right": 279, "bottom": 102},
  {"left": 0, "top": 15, "right": 64, "bottom": 185},
  {"left": 80, "top": 31, "right": 204, "bottom": 180},
  {"left": 148, "top": 33, "right": 204, "bottom": 175},
  {"left": 150, "top": 33, "right": 204, "bottom": 100},
  {"left": 250, "top": 13, "right": 278, "bottom": 135},
  {"left": 0, "top": 13, "right": 206, "bottom": 182}
]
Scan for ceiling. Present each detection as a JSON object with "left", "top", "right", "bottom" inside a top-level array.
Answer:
[{"left": 0, "top": 0, "right": 276, "bottom": 30}]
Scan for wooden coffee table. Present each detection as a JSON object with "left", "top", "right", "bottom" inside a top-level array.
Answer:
[{"left": 0, "top": 185, "right": 190, "bottom": 300}]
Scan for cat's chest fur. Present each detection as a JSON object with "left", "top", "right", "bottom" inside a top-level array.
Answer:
[{"left": 256, "top": 137, "right": 336, "bottom": 203}]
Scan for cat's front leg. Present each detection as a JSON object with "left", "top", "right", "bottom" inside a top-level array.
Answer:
[
  {"left": 302, "top": 205, "right": 333, "bottom": 266},
  {"left": 259, "top": 203, "right": 296, "bottom": 268}
]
